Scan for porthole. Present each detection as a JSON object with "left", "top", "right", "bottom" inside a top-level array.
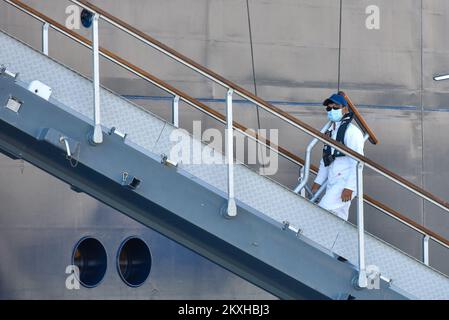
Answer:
[
  {"left": 117, "top": 237, "right": 152, "bottom": 287},
  {"left": 72, "top": 237, "right": 107, "bottom": 288}
]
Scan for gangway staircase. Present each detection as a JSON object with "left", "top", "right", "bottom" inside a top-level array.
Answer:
[{"left": 1, "top": 0, "right": 449, "bottom": 299}]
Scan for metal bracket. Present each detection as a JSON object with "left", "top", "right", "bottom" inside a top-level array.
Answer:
[
  {"left": 59, "top": 136, "right": 72, "bottom": 159},
  {"left": 121, "top": 172, "right": 141, "bottom": 190},
  {"left": 282, "top": 220, "right": 302, "bottom": 236},
  {"left": 366, "top": 265, "right": 381, "bottom": 289},
  {"left": 108, "top": 127, "right": 127, "bottom": 140},
  {"left": 5, "top": 95, "right": 23, "bottom": 113},
  {"left": 38, "top": 128, "right": 79, "bottom": 157},
  {"left": 160, "top": 154, "right": 178, "bottom": 167},
  {"left": 353, "top": 264, "right": 381, "bottom": 290},
  {"left": 27, "top": 80, "right": 52, "bottom": 101},
  {"left": 0, "top": 65, "right": 19, "bottom": 79}
]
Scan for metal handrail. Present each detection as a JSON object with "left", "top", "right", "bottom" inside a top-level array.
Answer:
[
  {"left": 293, "top": 121, "right": 331, "bottom": 194},
  {"left": 64, "top": 0, "right": 449, "bottom": 266},
  {"left": 296, "top": 129, "right": 370, "bottom": 196},
  {"left": 66, "top": 0, "right": 449, "bottom": 217},
  {"left": 3, "top": 0, "right": 449, "bottom": 265},
  {"left": 340, "top": 91, "right": 379, "bottom": 145},
  {"left": 70, "top": 0, "right": 381, "bottom": 144}
]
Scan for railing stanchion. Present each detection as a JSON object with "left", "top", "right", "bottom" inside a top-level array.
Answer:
[
  {"left": 294, "top": 121, "right": 331, "bottom": 194},
  {"left": 226, "top": 89, "right": 237, "bottom": 217},
  {"left": 42, "top": 22, "right": 49, "bottom": 55},
  {"left": 357, "top": 161, "right": 368, "bottom": 288},
  {"left": 91, "top": 13, "right": 102, "bottom": 144},
  {"left": 172, "top": 95, "right": 179, "bottom": 128},
  {"left": 423, "top": 235, "right": 430, "bottom": 266},
  {"left": 310, "top": 180, "right": 327, "bottom": 203}
]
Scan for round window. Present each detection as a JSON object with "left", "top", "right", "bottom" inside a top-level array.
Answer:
[
  {"left": 72, "top": 237, "right": 107, "bottom": 288},
  {"left": 117, "top": 237, "right": 152, "bottom": 287}
]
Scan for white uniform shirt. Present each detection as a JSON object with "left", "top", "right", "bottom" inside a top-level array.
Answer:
[{"left": 313, "top": 121, "right": 365, "bottom": 220}]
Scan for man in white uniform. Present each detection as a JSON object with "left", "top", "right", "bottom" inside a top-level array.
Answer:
[{"left": 311, "top": 93, "right": 365, "bottom": 221}]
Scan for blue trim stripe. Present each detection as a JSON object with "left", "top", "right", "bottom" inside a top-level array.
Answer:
[{"left": 121, "top": 95, "right": 447, "bottom": 112}]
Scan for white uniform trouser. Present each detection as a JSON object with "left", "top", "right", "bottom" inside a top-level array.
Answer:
[{"left": 318, "top": 175, "right": 355, "bottom": 221}]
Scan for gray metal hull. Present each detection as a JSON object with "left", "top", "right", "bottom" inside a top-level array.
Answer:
[
  {"left": 0, "top": 0, "right": 449, "bottom": 299},
  {"left": 0, "top": 153, "right": 274, "bottom": 299}
]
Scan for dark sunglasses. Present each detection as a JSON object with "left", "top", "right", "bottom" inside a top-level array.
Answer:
[{"left": 326, "top": 105, "right": 342, "bottom": 111}]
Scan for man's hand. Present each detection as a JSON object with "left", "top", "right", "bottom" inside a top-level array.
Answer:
[
  {"left": 341, "top": 188, "right": 353, "bottom": 202},
  {"left": 311, "top": 183, "right": 321, "bottom": 194}
]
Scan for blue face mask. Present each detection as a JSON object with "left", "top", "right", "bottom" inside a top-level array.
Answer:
[{"left": 327, "top": 109, "right": 343, "bottom": 122}]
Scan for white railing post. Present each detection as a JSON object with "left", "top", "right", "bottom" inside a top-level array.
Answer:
[
  {"left": 172, "top": 95, "right": 179, "bottom": 128},
  {"left": 42, "top": 22, "right": 49, "bottom": 55},
  {"left": 423, "top": 235, "right": 430, "bottom": 266},
  {"left": 226, "top": 88, "right": 237, "bottom": 217},
  {"left": 299, "top": 167, "right": 306, "bottom": 197},
  {"left": 357, "top": 161, "right": 368, "bottom": 288},
  {"left": 294, "top": 121, "right": 332, "bottom": 195},
  {"left": 91, "top": 13, "right": 102, "bottom": 144}
]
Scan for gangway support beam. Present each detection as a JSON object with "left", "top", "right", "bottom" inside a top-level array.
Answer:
[{"left": 0, "top": 73, "right": 408, "bottom": 300}]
